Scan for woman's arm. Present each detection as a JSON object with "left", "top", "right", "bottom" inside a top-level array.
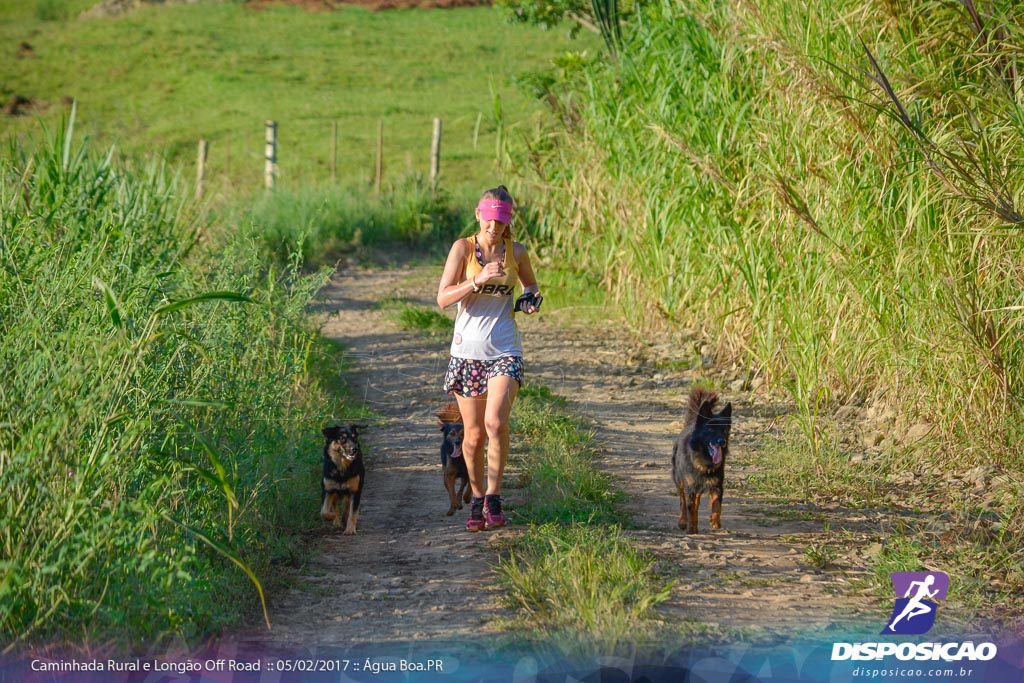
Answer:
[
  {"left": 515, "top": 243, "right": 541, "bottom": 314},
  {"left": 437, "top": 239, "right": 477, "bottom": 309}
]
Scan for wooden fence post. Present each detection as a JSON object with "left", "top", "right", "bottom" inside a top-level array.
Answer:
[
  {"left": 264, "top": 120, "right": 277, "bottom": 191},
  {"left": 196, "top": 139, "right": 208, "bottom": 199},
  {"left": 375, "top": 119, "right": 383, "bottom": 196},
  {"left": 430, "top": 118, "right": 442, "bottom": 190}
]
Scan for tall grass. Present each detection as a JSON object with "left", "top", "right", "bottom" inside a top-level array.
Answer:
[
  {"left": 512, "top": 0, "right": 1024, "bottom": 607},
  {"left": 0, "top": 114, "right": 341, "bottom": 650},
  {"left": 34, "top": 0, "right": 70, "bottom": 22}
]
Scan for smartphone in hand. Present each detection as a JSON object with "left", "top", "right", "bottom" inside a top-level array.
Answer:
[{"left": 514, "top": 292, "right": 542, "bottom": 313}]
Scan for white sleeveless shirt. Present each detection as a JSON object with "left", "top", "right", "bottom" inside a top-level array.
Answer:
[{"left": 449, "top": 236, "right": 523, "bottom": 360}]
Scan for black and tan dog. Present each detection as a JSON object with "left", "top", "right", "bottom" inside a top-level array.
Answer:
[
  {"left": 437, "top": 403, "right": 471, "bottom": 516},
  {"left": 320, "top": 424, "right": 367, "bottom": 535},
  {"left": 672, "top": 388, "right": 732, "bottom": 534}
]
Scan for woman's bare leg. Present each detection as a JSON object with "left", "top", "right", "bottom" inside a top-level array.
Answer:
[
  {"left": 454, "top": 394, "right": 487, "bottom": 498},
  {"left": 482, "top": 375, "right": 518, "bottom": 495}
]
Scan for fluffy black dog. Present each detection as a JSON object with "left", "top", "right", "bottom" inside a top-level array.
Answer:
[
  {"left": 672, "top": 388, "right": 732, "bottom": 533},
  {"left": 320, "top": 424, "right": 367, "bottom": 535}
]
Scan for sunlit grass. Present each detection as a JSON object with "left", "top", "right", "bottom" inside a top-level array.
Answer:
[
  {"left": 0, "top": 114, "right": 342, "bottom": 650},
  {"left": 0, "top": 1, "right": 599, "bottom": 203},
  {"left": 512, "top": 0, "right": 1024, "bottom": 620},
  {"left": 497, "top": 523, "right": 672, "bottom": 655},
  {"left": 496, "top": 383, "right": 672, "bottom": 652}
]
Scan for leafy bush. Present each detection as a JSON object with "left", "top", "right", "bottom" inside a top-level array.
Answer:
[{"left": 230, "top": 173, "right": 468, "bottom": 269}]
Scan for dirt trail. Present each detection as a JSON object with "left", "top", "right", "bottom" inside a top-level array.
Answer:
[
  {"left": 241, "top": 263, "right": 515, "bottom": 651},
  {"left": 240, "top": 262, "right": 886, "bottom": 651},
  {"left": 522, "top": 311, "right": 882, "bottom": 638}
]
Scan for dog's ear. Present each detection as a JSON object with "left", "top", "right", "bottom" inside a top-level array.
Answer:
[
  {"left": 348, "top": 424, "right": 368, "bottom": 435},
  {"left": 696, "top": 399, "right": 715, "bottom": 426},
  {"left": 715, "top": 402, "right": 732, "bottom": 427},
  {"left": 437, "top": 401, "right": 462, "bottom": 425},
  {"left": 322, "top": 425, "right": 342, "bottom": 439}
]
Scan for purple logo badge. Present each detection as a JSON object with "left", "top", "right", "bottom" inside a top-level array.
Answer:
[{"left": 882, "top": 571, "right": 949, "bottom": 635}]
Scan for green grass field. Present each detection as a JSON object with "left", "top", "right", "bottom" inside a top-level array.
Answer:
[
  {"left": 7, "top": 0, "right": 1024, "bottom": 650},
  {"left": 0, "top": 0, "right": 597, "bottom": 202},
  {"left": 0, "top": 0, "right": 600, "bottom": 650}
]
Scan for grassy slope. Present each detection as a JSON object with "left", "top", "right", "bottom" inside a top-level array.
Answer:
[
  {"left": 513, "top": 0, "right": 1024, "bottom": 618},
  {"left": 0, "top": 116, "right": 371, "bottom": 648},
  {"left": 0, "top": 0, "right": 596, "bottom": 201}
]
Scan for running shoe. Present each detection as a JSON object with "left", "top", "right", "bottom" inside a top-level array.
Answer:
[
  {"left": 484, "top": 494, "right": 506, "bottom": 528},
  {"left": 466, "top": 497, "right": 486, "bottom": 532}
]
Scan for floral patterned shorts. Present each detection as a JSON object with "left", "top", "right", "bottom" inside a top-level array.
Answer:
[{"left": 443, "top": 356, "right": 524, "bottom": 398}]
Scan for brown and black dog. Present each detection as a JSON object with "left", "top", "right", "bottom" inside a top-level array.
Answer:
[
  {"left": 672, "top": 388, "right": 732, "bottom": 533},
  {"left": 320, "top": 424, "right": 366, "bottom": 535},
  {"left": 437, "top": 402, "right": 471, "bottom": 516}
]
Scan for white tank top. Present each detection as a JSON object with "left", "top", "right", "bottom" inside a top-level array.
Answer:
[{"left": 449, "top": 236, "right": 523, "bottom": 360}]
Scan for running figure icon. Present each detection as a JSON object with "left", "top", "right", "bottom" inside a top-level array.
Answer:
[
  {"left": 882, "top": 571, "right": 949, "bottom": 635},
  {"left": 888, "top": 575, "right": 938, "bottom": 631}
]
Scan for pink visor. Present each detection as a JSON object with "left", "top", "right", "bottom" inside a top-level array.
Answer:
[{"left": 477, "top": 199, "right": 513, "bottom": 223}]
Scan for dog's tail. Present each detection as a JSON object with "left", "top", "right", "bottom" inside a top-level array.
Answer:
[
  {"left": 685, "top": 387, "right": 719, "bottom": 426},
  {"left": 437, "top": 401, "right": 462, "bottom": 425}
]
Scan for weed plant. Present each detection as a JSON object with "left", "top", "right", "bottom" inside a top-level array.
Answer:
[
  {"left": 511, "top": 384, "right": 623, "bottom": 525},
  {"left": 511, "top": 0, "right": 1024, "bottom": 613},
  {"left": 498, "top": 523, "right": 672, "bottom": 656},
  {"left": 0, "top": 115, "right": 340, "bottom": 650},
  {"left": 393, "top": 304, "right": 452, "bottom": 336},
  {"left": 34, "top": 0, "right": 72, "bottom": 22}
]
